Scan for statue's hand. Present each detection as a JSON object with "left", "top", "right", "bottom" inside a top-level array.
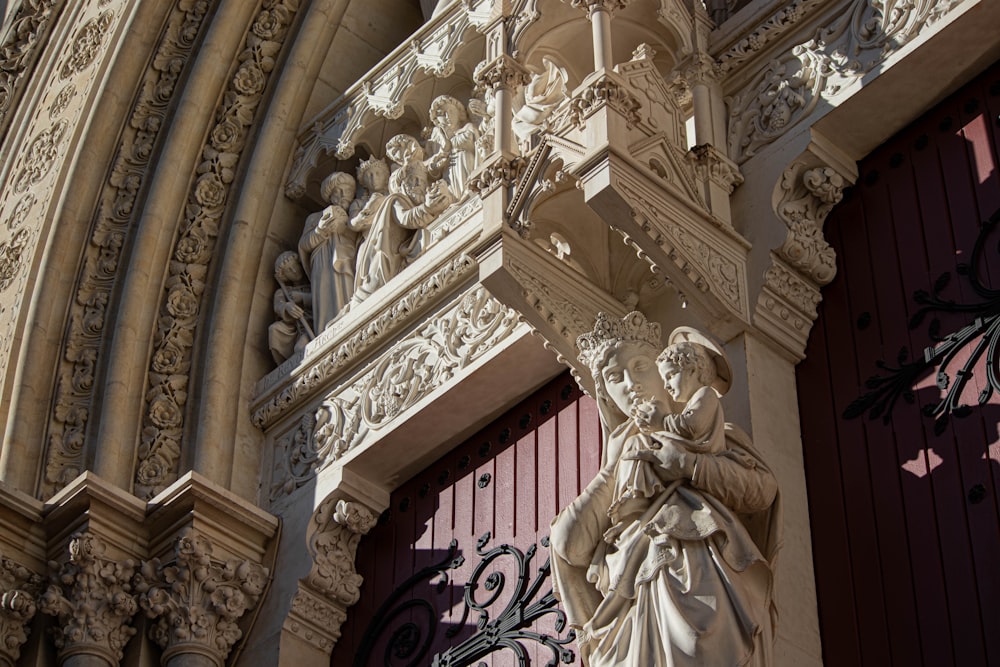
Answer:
[
  {"left": 630, "top": 399, "right": 666, "bottom": 432},
  {"left": 623, "top": 441, "right": 696, "bottom": 481},
  {"left": 284, "top": 302, "right": 304, "bottom": 320}
]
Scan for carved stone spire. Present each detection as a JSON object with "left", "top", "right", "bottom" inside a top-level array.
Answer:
[
  {"left": 0, "top": 554, "right": 44, "bottom": 666},
  {"left": 39, "top": 531, "right": 140, "bottom": 665},
  {"left": 135, "top": 530, "right": 268, "bottom": 667}
]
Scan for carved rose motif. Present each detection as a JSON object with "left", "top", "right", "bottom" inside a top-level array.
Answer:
[
  {"left": 233, "top": 62, "right": 265, "bottom": 96},
  {"left": 148, "top": 394, "right": 183, "bottom": 428},
  {"left": 252, "top": 10, "right": 283, "bottom": 40},
  {"left": 152, "top": 344, "right": 185, "bottom": 373},
  {"left": 210, "top": 118, "right": 244, "bottom": 153},
  {"left": 165, "top": 285, "right": 199, "bottom": 318},
  {"left": 193, "top": 172, "right": 226, "bottom": 207},
  {"left": 174, "top": 233, "right": 210, "bottom": 264}
]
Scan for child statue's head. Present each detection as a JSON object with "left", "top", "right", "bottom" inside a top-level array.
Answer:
[{"left": 656, "top": 327, "right": 732, "bottom": 403}]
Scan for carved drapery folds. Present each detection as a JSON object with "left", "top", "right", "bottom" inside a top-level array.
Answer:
[
  {"left": 135, "top": 530, "right": 268, "bottom": 666},
  {"left": 136, "top": 0, "right": 300, "bottom": 500},
  {"left": 727, "top": 0, "right": 964, "bottom": 163},
  {"left": 283, "top": 498, "right": 377, "bottom": 656},
  {"left": 0, "top": 555, "right": 44, "bottom": 666},
  {"left": 39, "top": 532, "right": 140, "bottom": 665}
]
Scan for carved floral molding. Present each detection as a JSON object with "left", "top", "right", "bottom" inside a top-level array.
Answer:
[
  {"left": 269, "top": 285, "right": 518, "bottom": 501},
  {"left": 43, "top": 0, "right": 216, "bottom": 499},
  {"left": 0, "top": 0, "right": 127, "bottom": 409},
  {"left": 0, "top": 0, "right": 64, "bottom": 139},
  {"left": 726, "top": 0, "right": 965, "bottom": 163},
  {"left": 136, "top": 0, "right": 301, "bottom": 500}
]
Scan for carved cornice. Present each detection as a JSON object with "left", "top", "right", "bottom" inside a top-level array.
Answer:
[
  {"left": 283, "top": 497, "right": 377, "bottom": 655},
  {"left": 252, "top": 253, "right": 478, "bottom": 430},
  {"left": 136, "top": 0, "right": 301, "bottom": 500},
  {"left": 774, "top": 162, "right": 846, "bottom": 285},
  {"left": 567, "top": 74, "right": 642, "bottom": 129},
  {"left": 715, "top": 0, "right": 826, "bottom": 73},
  {"left": 473, "top": 54, "right": 530, "bottom": 92},
  {"left": 0, "top": 555, "right": 44, "bottom": 666},
  {"left": 43, "top": 0, "right": 215, "bottom": 499},
  {"left": 0, "top": 0, "right": 126, "bottom": 406},
  {"left": 0, "top": 0, "right": 64, "bottom": 141},
  {"left": 39, "top": 531, "right": 139, "bottom": 664},
  {"left": 135, "top": 530, "right": 268, "bottom": 666},
  {"left": 726, "top": 0, "right": 963, "bottom": 163}
]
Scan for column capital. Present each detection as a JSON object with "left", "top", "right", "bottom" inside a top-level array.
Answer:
[
  {"left": 473, "top": 54, "right": 530, "bottom": 92},
  {"left": 39, "top": 531, "right": 140, "bottom": 665},
  {"left": 0, "top": 554, "right": 44, "bottom": 666},
  {"left": 564, "top": 0, "right": 631, "bottom": 17}
]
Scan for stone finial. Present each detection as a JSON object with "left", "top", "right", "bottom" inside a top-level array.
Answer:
[
  {"left": 135, "top": 530, "right": 268, "bottom": 666},
  {"left": 1, "top": 555, "right": 44, "bottom": 665},
  {"left": 39, "top": 531, "right": 139, "bottom": 664}
]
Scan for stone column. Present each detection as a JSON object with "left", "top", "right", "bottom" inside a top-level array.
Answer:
[
  {"left": 39, "top": 532, "right": 140, "bottom": 667},
  {"left": 135, "top": 530, "right": 268, "bottom": 667},
  {"left": 566, "top": 0, "right": 631, "bottom": 72}
]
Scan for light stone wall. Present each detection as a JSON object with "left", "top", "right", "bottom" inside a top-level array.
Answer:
[{"left": 0, "top": 0, "right": 997, "bottom": 664}]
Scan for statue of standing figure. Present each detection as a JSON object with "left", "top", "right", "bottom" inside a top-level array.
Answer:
[
  {"left": 426, "top": 94, "right": 478, "bottom": 200},
  {"left": 298, "top": 171, "right": 358, "bottom": 331},
  {"left": 550, "top": 311, "right": 780, "bottom": 667}
]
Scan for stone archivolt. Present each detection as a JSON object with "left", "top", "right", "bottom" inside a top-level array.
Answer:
[
  {"left": 44, "top": 0, "right": 215, "bottom": 499},
  {"left": 136, "top": 0, "right": 301, "bottom": 501},
  {"left": 0, "top": 0, "right": 64, "bottom": 139}
]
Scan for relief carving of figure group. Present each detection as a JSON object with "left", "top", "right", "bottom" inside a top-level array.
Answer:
[{"left": 271, "top": 67, "right": 571, "bottom": 363}]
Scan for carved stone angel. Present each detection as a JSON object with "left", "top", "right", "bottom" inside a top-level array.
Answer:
[{"left": 550, "top": 312, "right": 781, "bottom": 667}]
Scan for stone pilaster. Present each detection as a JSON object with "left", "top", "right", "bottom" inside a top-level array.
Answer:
[{"left": 39, "top": 532, "right": 140, "bottom": 666}]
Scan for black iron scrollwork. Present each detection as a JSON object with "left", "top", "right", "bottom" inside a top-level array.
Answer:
[
  {"left": 844, "top": 208, "right": 1000, "bottom": 430},
  {"left": 431, "top": 533, "right": 575, "bottom": 667},
  {"left": 353, "top": 540, "right": 465, "bottom": 667}
]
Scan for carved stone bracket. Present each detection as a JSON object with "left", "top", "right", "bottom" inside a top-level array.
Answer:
[
  {"left": 687, "top": 143, "right": 743, "bottom": 222},
  {"left": 282, "top": 497, "right": 377, "bottom": 658},
  {"left": 40, "top": 531, "right": 140, "bottom": 665},
  {"left": 0, "top": 554, "right": 44, "bottom": 666},
  {"left": 135, "top": 530, "right": 268, "bottom": 666},
  {"left": 773, "top": 160, "right": 847, "bottom": 285},
  {"left": 754, "top": 252, "right": 823, "bottom": 360},
  {"left": 469, "top": 154, "right": 526, "bottom": 198},
  {"left": 567, "top": 72, "right": 642, "bottom": 129}
]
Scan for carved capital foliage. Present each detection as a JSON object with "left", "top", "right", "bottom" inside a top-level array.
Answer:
[
  {"left": 469, "top": 155, "right": 526, "bottom": 197},
  {"left": 473, "top": 54, "right": 530, "bottom": 92},
  {"left": 0, "top": 555, "right": 44, "bottom": 665},
  {"left": 567, "top": 75, "right": 642, "bottom": 129},
  {"left": 44, "top": 0, "right": 215, "bottom": 499},
  {"left": 564, "top": 0, "right": 631, "bottom": 16},
  {"left": 135, "top": 530, "right": 268, "bottom": 665},
  {"left": 727, "top": 0, "right": 963, "bottom": 162},
  {"left": 774, "top": 163, "right": 845, "bottom": 285},
  {"left": 136, "top": 0, "right": 301, "bottom": 500},
  {"left": 40, "top": 532, "right": 139, "bottom": 664},
  {"left": 687, "top": 143, "right": 744, "bottom": 194}
]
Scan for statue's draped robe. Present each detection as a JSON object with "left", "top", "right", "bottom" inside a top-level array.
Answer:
[
  {"left": 298, "top": 205, "right": 356, "bottom": 330},
  {"left": 550, "top": 404, "right": 779, "bottom": 667}
]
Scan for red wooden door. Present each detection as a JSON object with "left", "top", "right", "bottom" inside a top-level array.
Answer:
[
  {"left": 798, "top": 62, "right": 1000, "bottom": 665},
  {"left": 332, "top": 371, "right": 602, "bottom": 666}
]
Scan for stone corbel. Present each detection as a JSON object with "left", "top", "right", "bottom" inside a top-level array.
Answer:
[
  {"left": 753, "top": 139, "right": 857, "bottom": 359},
  {"left": 687, "top": 143, "right": 743, "bottom": 223},
  {"left": 280, "top": 494, "right": 379, "bottom": 663},
  {"left": 478, "top": 225, "right": 626, "bottom": 394}
]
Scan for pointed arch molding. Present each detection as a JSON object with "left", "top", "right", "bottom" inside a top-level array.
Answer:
[{"left": 41, "top": 0, "right": 219, "bottom": 499}]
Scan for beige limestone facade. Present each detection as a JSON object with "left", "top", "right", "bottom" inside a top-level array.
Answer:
[{"left": 0, "top": 0, "right": 997, "bottom": 664}]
